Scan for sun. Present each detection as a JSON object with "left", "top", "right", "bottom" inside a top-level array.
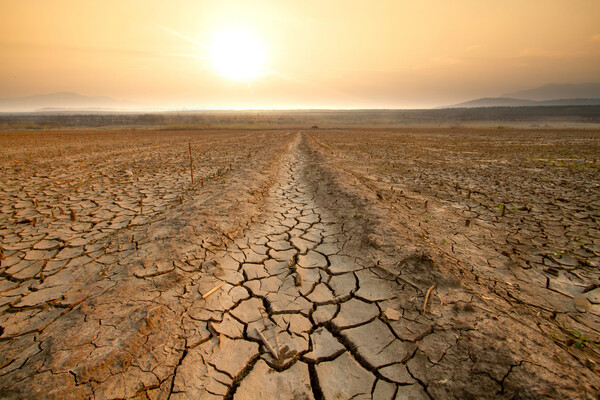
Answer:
[{"left": 209, "top": 29, "right": 265, "bottom": 80}]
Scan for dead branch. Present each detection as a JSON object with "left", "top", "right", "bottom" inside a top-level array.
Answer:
[
  {"left": 255, "top": 328, "right": 279, "bottom": 359},
  {"left": 423, "top": 283, "right": 437, "bottom": 314},
  {"left": 202, "top": 281, "right": 224, "bottom": 299}
]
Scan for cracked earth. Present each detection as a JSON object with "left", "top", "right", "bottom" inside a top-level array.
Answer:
[{"left": 1, "top": 129, "right": 599, "bottom": 399}]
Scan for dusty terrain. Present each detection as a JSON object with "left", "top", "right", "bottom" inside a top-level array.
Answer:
[{"left": 0, "top": 127, "right": 599, "bottom": 399}]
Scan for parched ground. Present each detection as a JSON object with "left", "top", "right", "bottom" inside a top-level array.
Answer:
[
  {"left": 304, "top": 128, "right": 600, "bottom": 398},
  {"left": 0, "top": 128, "right": 599, "bottom": 399}
]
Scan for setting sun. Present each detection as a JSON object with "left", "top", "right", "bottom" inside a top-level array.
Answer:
[{"left": 209, "top": 29, "right": 265, "bottom": 81}]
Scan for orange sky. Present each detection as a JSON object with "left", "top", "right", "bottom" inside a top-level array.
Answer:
[{"left": 1, "top": 0, "right": 599, "bottom": 109}]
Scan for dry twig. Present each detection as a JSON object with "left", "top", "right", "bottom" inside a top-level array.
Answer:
[
  {"left": 255, "top": 328, "right": 278, "bottom": 359},
  {"left": 272, "top": 326, "right": 281, "bottom": 355},
  {"left": 202, "top": 281, "right": 225, "bottom": 299},
  {"left": 423, "top": 283, "right": 437, "bottom": 314},
  {"left": 189, "top": 142, "right": 194, "bottom": 185}
]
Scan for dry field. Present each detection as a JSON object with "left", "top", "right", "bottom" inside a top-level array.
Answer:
[{"left": 0, "top": 127, "right": 599, "bottom": 399}]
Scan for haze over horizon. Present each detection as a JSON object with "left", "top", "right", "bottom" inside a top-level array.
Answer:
[{"left": 1, "top": 0, "right": 600, "bottom": 109}]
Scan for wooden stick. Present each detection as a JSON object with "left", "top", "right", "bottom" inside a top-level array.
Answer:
[
  {"left": 423, "top": 283, "right": 437, "bottom": 314},
  {"left": 256, "top": 328, "right": 278, "bottom": 359},
  {"left": 189, "top": 142, "right": 194, "bottom": 185},
  {"left": 202, "top": 281, "right": 224, "bottom": 299},
  {"left": 272, "top": 326, "right": 281, "bottom": 355}
]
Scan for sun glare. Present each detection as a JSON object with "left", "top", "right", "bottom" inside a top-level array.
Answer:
[{"left": 209, "top": 29, "right": 265, "bottom": 80}]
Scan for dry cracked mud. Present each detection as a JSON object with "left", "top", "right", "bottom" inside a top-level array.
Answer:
[{"left": 1, "top": 129, "right": 599, "bottom": 399}]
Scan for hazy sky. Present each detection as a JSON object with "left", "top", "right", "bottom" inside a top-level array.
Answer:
[{"left": 1, "top": 0, "right": 599, "bottom": 108}]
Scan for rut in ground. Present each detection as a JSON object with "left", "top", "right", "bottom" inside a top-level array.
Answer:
[{"left": 167, "top": 133, "right": 419, "bottom": 399}]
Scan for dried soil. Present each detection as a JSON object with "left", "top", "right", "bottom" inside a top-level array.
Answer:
[{"left": 0, "top": 128, "right": 598, "bottom": 399}]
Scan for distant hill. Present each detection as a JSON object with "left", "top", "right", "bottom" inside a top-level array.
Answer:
[
  {"left": 503, "top": 82, "right": 600, "bottom": 101},
  {"left": 536, "top": 98, "right": 600, "bottom": 106},
  {"left": 0, "top": 92, "right": 134, "bottom": 112},
  {"left": 443, "top": 82, "right": 600, "bottom": 108},
  {"left": 447, "top": 97, "right": 600, "bottom": 108},
  {"left": 449, "top": 98, "right": 536, "bottom": 108}
]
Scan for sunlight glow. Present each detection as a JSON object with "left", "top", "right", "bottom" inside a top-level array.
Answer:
[{"left": 209, "top": 29, "right": 265, "bottom": 80}]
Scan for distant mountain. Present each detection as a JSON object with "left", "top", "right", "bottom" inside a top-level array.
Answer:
[
  {"left": 0, "top": 92, "right": 134, "bottom": 112},
  {"left": 449, "top": 98, "right": 536, "bottom": 108},
  {"left": 447, "top": 97, "right": 600, "bottom": 108},
  {"left": 442, "top": 82, "right": 600, "bottom": 108},
  {"left": 535, "top": 98, "right": 600, "bottom": 106},
  {"left": 503, "top": 82, "right": 600, "bottom": 101}
]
